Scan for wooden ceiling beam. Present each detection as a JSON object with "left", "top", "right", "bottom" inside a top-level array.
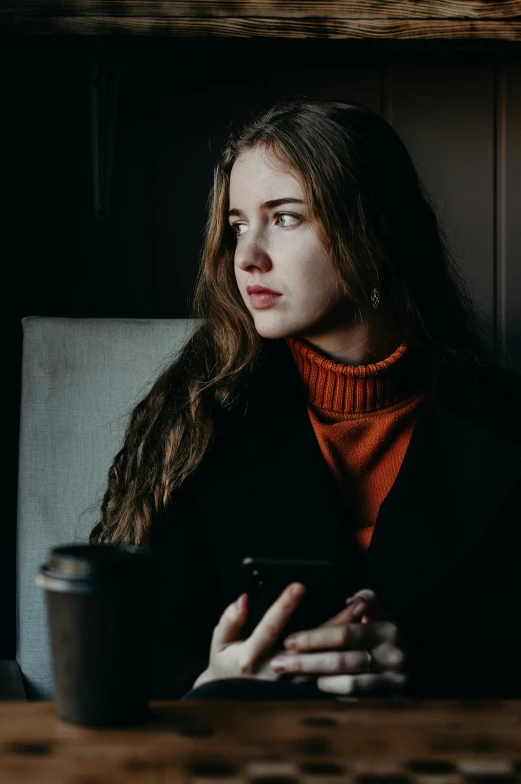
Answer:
[
  {"left": 3, "top": 18, "right": 521, "bottom": 39},
  {"left": 2, "top": 1, "right": 520, "bottom": 38},
  {"left": 2, "top": 1, "right": 521, "bottom": 20}
]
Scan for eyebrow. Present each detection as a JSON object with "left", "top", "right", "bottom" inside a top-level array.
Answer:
[{"left": 228, "top": 197, "right": 305, "bottom": 218}]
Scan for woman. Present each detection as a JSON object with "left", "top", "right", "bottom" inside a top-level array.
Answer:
[{"left": 90, "top": 98, "right": 521, "bottom": 701}]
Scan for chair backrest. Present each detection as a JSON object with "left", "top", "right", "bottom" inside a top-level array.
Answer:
[{"left": 17, "top": 317, "right": 200, "bottom": 699}]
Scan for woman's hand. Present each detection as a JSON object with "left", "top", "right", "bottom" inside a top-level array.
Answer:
[
  {"left": 270, "top": 589, "right": 408, "bottom": 697},
  {"left": 194, "top": 582, "right": 308, "bottom": 687}
]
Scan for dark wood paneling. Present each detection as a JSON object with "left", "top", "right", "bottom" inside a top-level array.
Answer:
[
  {"left": 498, "top": 62, "right": 521, "bottom": 370},
  {"left": 84, "top": 57, "right": 158, "bottom": 317},
  {"left": 151, "top": 67, "right": 269, "bottom": 316},
  {"left": 265, "top": 64, "right": 381, "bottom": 112},
  {"left": 388, "top": 64, "right": 496, "bottom": 349}
]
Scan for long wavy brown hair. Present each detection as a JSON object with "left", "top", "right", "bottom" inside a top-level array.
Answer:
[{"left": 89, "top": 97, "right": 503, "bottom": 547}]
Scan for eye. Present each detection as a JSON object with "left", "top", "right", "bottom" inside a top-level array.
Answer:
[
  {"left": 229, "top": 212, "right": 301, "bottom": 238},
  {"left": 230, "top": 222, "right": 247, "bottom": 237},
  {"left": 276, "top": 212, "right": 300, "bottom": 227}
]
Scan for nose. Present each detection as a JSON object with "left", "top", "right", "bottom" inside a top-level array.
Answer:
[{"left": 234, "top": 229, "right": 272, "bottom": 274}]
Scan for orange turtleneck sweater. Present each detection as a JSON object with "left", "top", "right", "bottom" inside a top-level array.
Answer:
[{"left": 285, "top": 335, "right": 428, "bottom": 553}]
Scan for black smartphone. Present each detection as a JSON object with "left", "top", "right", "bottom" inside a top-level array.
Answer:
[{"left": 241, "top": 556, "right": 345, "bottom": 649}]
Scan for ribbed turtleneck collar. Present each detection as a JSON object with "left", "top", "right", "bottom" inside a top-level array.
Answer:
[{"left": 285, "top": 334, "right": 426, "bottom": 414}]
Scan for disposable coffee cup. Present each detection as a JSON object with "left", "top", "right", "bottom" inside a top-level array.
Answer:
[{"left": 36, "top": 543, "right": 158, "bottom": 727}]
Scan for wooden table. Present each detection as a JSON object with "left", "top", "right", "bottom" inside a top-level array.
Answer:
[{"left": 0, "top": 699, "right": 520, "bottom": 783}]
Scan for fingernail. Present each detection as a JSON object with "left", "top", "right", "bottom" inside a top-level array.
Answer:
[
  {"left": 291, "top": 583, "right": 305, "bottom": 598},
  {"left": 271, "top": 658, "right": 287, "bottom": 672},
  {"left": 353, "top": 601, "right": 366, "bottom": 615},
  {"left": 235, "top": 594, "right": 243, "bottom": 610},
  {"left": 345, "top": 597, "right": 356, "bottom": 605},
  {"left": 284, "top": 637, "right": 299, "bottom": 649}
]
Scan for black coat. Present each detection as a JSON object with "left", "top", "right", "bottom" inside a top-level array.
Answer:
[{"left": 150, "top": 338, "right": 521, "bottom": 699}]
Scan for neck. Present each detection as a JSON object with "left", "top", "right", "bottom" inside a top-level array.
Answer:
[
  {"left": 285, "top": 334, "right": 426, "bottom": 414},
  {"left": 295, "top": 325, "right": 399, "bottom": 365}
]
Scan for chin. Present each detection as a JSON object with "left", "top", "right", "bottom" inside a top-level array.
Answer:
[
  {"left": 251, "top": 319, "right": 296, "bottom": 341},
  {"left": 254, "top": 327, "right": 290, "bottom": 341}
]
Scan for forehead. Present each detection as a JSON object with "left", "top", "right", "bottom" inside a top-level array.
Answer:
[{"left": 229, "top": 146, "right": 303, "bottom": 199}]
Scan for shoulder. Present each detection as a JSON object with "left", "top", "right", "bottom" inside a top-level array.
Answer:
[{"left": 436, "top": 356, "right": 521, "bottom": 449}]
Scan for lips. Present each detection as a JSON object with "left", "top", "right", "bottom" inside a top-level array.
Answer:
[{"left": 247, "top": 285, "right": 282, "bottom": 296}]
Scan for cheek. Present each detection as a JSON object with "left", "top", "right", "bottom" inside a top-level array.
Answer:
[
  {"left": 298, "top": 261, "right": 339, "bottom": 300},
  {"left": 234, "top": 263, "right": 245, "bottom": 288}
]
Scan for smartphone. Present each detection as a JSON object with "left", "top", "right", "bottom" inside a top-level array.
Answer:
[{"left": 241, "top": 556, "right": 345, "bottom": 648}]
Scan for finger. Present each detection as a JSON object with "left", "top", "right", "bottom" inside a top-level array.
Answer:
[
  {"left": 316, "top": 671, "right": 408, "bottom": 696},
  {"left": 282, "top": 620, "right": 397, "bottom": 652},
  {"left": 274, "top": 640, "right": 405, "bottom": 676},
  {"left": 273, "top": 649, "right": 375, "bottom": 676},
  {"left": 374, "top": 641, "right": 407, "bottom": 673},
  {"left": 318, "top": 599, "right": 367, "bottom": 628},
  {"left": 349, "top": 589, "right": 391, "bottom": 620},
  {"left": 283, "top": 601, "right": 366, "bottom": 650},
  {"left": 241, "top": 582, "right": 306, "bottom": 671},
  {"left": 211, "top": 593, "right": 249, "bottom": 653}
]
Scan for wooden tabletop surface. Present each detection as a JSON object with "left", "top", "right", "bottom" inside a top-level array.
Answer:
[{"left": 0, "top": 699, "right": 520, "bottom": 783}]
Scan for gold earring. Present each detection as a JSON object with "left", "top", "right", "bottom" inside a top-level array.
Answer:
[{"left": 371, "top": 287, "right": 380, "bottom": 309}]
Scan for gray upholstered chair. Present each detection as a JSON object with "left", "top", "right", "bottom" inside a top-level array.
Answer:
[{"left": 1, "top": 317, "right": 199, "bottom": 700}]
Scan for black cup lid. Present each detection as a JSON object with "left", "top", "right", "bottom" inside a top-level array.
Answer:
[{"left": 42, "top": 543, "right": 157, "bottom": 583}]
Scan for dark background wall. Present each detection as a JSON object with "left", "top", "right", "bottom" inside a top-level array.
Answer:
[{"left": 3, "top": 35, "right": 520, "bottom": 659}]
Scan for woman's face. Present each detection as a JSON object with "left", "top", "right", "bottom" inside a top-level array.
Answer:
[{"left": 230, "top": 145, "right": 352, "bottom": 342}]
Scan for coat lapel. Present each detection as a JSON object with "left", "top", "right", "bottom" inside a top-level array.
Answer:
[
  {"left": 364, "top": 385, "right": 521, "bottom": 619},
  {"left": 200, "top": 338, "right": 521, "bottom": 621}
]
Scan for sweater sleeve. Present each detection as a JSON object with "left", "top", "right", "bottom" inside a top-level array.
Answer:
[{"left": 148, "top": 484, "right": 223, "bottom": 699}]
